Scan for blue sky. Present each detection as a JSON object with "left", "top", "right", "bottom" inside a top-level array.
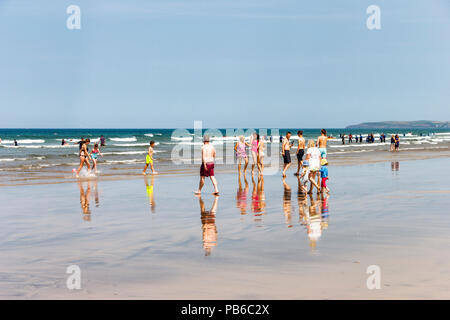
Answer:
[{"left": 0, "top": 0, "right": 449, "bottom": 128}]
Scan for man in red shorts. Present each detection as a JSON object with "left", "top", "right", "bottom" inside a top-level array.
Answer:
[{"left": 195, "top": 134, "right": 219, "bottom": 195}]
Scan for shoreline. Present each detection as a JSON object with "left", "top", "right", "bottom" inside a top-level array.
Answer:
[{"left": 1, "top": 147, "right": 449, "bottom": 187}]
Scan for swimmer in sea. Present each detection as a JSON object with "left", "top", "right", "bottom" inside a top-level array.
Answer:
[{"left": 143, "top": 141, "right": 158, "bottom": 175}]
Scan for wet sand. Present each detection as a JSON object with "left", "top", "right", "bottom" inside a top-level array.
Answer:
[{"left": 0, "top": 157, "right": 450, "bottom": 299}]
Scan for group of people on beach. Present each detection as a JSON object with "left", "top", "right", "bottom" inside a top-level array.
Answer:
[
  {"left": 233, "top": 132, "right": 265, "bottom": 177},
  {"left": 390, "top": 134, "right": 400, "bottom": 152},
  {"left": 280, "top": 129, "right": 330, "bottom": 194},
  {"left": 340, "top": 133, "right": 387, "bottom": 144},
  {"left": 192, "top": 129, "right": 331, "bottom": 196},
  {"left": 70, "top": 129, "right": 403, "bottom": 197}
]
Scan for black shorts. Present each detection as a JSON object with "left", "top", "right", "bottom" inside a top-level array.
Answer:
[
  {"left": 296, "top": 149, "right": 304, "bottom": 162},
  {"left": 283, "top": 150, "right": 291, "bottom": 164}
]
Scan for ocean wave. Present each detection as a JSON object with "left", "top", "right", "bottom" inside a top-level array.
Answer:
[
  {"left": 329, "top": 143, "right": 386, "bottom": 148},
  {"left": 144, "top": 134, "right": 154, "bottom": 137},
  {"left": 171, "top": 137, "right": 193, "bottom": 141},
  {"left": 433, "top": 132, "right": 450, "bottom": 136},
  {"left": 105, "top": 159, "right": 143, "bottom": 164},
  {"left": 112, "top": 142, "right": 159, "bottom": 147},
  {"left": 109, "top": 137, "right": 137, "bottom": 142},
  {"left": 0, "top": 158, "right": 27, "bottom": 162},
  {"left": 1, "top": 139, "right": 45, "bottom": 144},
  {"left": 1, "top": 144, "right": 77, "bottom": 149},
  {"left": 102, "top": 151, "right": 146, "bottom": 155}
]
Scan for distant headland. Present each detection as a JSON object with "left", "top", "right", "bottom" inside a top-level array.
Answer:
[{"left": 346, "top": 120, "right": 450, "bottom": 129}]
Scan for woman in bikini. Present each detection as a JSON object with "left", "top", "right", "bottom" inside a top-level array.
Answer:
[
  {"left": 250, "top": 132, "right": 259, "bottom": 176},
  {"left": 75, "top": 138, "right": 91, "bottom": 178},
  {"left": 257, "top": 134, "right": 265, "bottom": 176}
]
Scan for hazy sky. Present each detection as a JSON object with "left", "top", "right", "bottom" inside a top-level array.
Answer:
[{"left": 1, "top": 0, "right": 449, "bottom": 128}]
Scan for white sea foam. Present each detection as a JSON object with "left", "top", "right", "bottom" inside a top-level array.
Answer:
[
  {"left": 112, "top": 142, "right": 159, "bottom": 147},
  {"left": 144, "top": 134, "right": 154, "bottom": 137},
  {"left": 102, "top": 151, "right": 147, "bottom": 155},
  {"left": 434, "top": 132, "right": 450, "bottom": 136},
  {"left": 109, "top": 137, "right": 137, "bottom": 142},
  {"left": 171, "top": 137, "right": 193, "bottom": 141},
  {"left": 0, "top": 158, "right": 26, "bottom": 162},
  {"left": 105, "top": 159, "right": 142, "bottom": 164},
  {"left": 1, "top": 139, "right": 45, "bottom": 144}
]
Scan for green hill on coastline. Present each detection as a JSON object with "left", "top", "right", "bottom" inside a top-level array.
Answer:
[{"left": 346, "top": 120, "right": 450, "bottom": 129}]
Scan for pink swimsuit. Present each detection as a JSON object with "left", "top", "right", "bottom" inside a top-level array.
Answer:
[
  {"left": 251, "top": 140, "right": 258, "bottom": 153},
  {"left": 236, "top": 142, "right": 247, "bottom": 158}
]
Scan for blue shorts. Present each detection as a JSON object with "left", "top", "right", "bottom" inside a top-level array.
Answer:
[{"left": 319, "top": 148, "right": 327, "bottom": 158}]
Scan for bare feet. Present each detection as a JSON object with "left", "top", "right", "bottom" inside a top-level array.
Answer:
[
  {"left": 194, "top": 190, "right": 201, "bottom": 195},
  {"left": 142, "top": 171, "right": 146, "bottom": 175}
]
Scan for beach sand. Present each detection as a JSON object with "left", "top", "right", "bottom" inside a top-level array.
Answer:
[{"left": 0, "top": 156, "right": 450, "bottom": 299}]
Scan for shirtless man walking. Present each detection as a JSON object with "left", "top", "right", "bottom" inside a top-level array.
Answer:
[
  {"left": 317, "top": 129, "right": 328, "bottom": 159},
  {"left": 195, "top": 135, "right": 219, "bottom": 195},
  {"left": 295, "top": 130, "right": 306, "bottom": 176},
  {"left": 282, "top": 132, "right": 293, "bottom": 178}
]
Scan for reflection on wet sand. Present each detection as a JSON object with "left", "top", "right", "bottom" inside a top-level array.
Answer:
[
  {"left": 78, "top": 181, "right": 91, "bottom": 221},
  {"left": 282, "top": 177, "right": 292, "bottom": 227},
  {"left": 251, "top": 176, "right": 266, "bottom": 223},
  {"left": 391, "top": 161, "right": 400, "bottom": 172},
  {"left": 297, "top": 177, "right": 308, "bottom": 225},
  {"left": 93, "top": 180, "right": 100, "bottom": 208},
  {"left": 303, "top": 194, "right": 330, "bottom": 250},
  {"left": 144, "top": 176, "right": 155, "bottom": 213},
  {"left": 236, "top": 175, "right": 248, "bottom": 215},
  {"left": 279, "top": 177, "right": 331, "bottom": 250},
  {"left": 198, "top": 196, "right": 218, "bottom": 256}
]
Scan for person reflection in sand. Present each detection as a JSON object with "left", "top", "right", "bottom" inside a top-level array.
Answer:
[
  {"left": 251, "top": 176, "right": 266, "bottom": 214},
  {"left": 145, "top": 175, "right": 156, "bottom": 213},
  {"left": 93, "top": 180, "right": 100, "bottom": 208},
  {"left": 297, "top": 176, "right": 308, "bottom": 225},
  {"left": 198, "top": 196, "right": 218, "bottom": 256},
  {"left": 304, "top": 194, "right": 330, "bottom": 250},
  {"left": 282, "top": 177, "right": 292, "bottom": 227},
  {"left": 78, "top": 181, "right": 91, "bottom": 221},
  {"left": 236, "top": 174, "right": 248, "bottom": 215},
  {"left": 391, "top": 161, "right": 400, "bottom": 172}
]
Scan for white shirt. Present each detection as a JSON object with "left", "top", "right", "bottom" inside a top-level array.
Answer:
[{"left": 306, "top": 147, "right": 321, "bottom": 171}]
